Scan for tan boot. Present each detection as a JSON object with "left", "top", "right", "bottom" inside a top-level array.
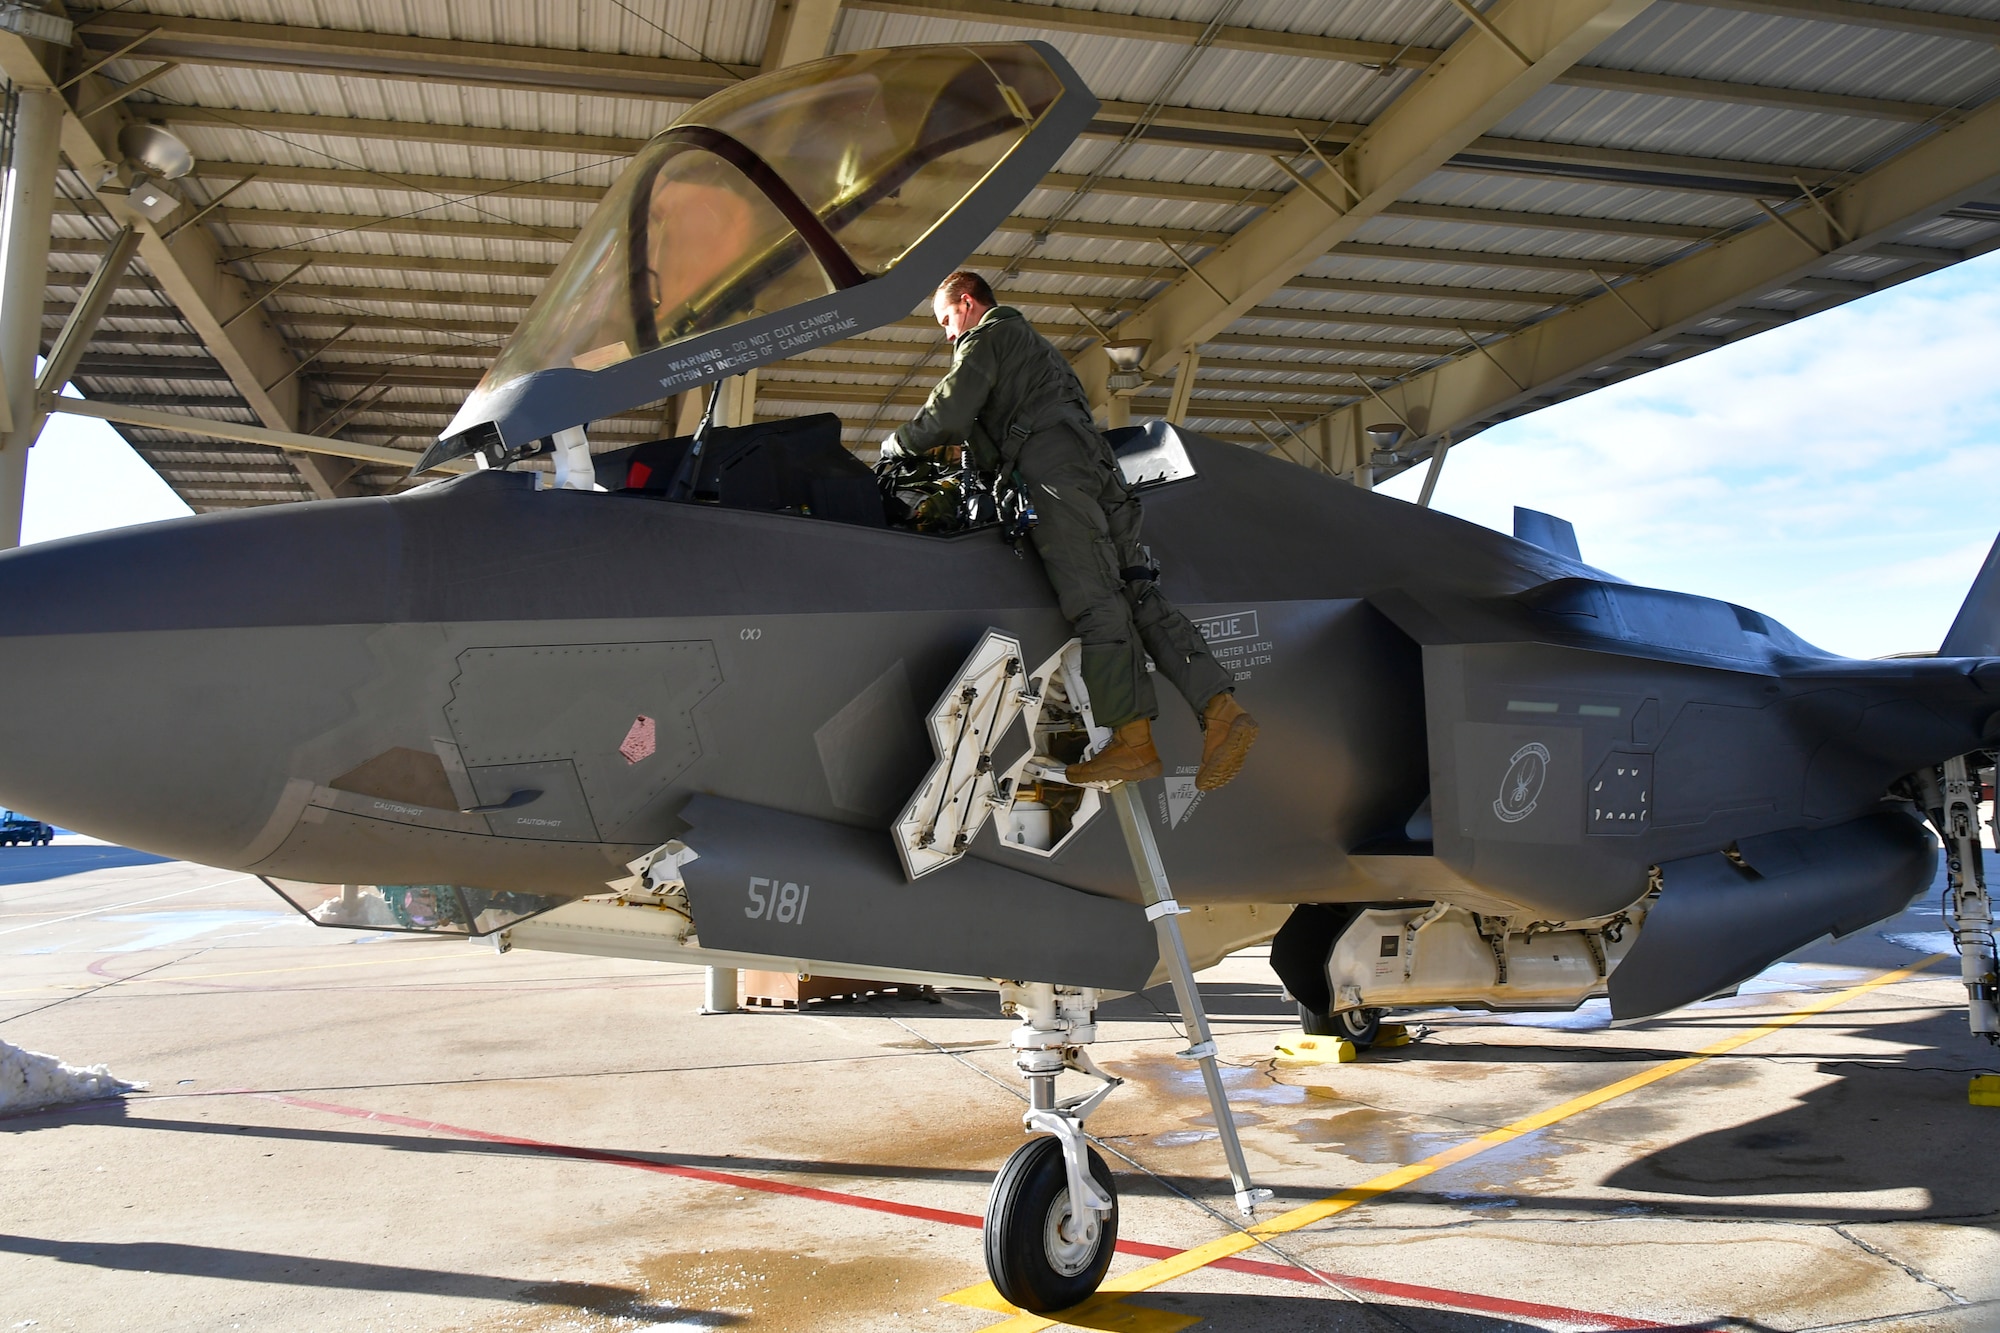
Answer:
[
  {"left": 1195, "top": 692, "right": 1258, "bottom": 791},
  {"left": 1066, "top": 719, "right": 1163, "bottom": 785}
]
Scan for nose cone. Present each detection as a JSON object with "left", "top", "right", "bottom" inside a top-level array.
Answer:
[{"left": 0, "top": 499, "right": 397, "bottom": 865}]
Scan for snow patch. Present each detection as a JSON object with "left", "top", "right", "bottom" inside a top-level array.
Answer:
[
  {"left": 1883, "top": 930, "right": 1957, "bottom": 956},
  {"left": 0, "top": 1039, "right": 143, "bottom": 1115}
]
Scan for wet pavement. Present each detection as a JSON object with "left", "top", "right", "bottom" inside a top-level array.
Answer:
[{"left": 2, "top": 839, "right": 1997, "bottom": 1332}]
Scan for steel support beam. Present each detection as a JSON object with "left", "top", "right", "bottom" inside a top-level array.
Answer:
[
  {"left": 182, "top": 168, "right": 1721, "bottom": 250},
  {"left": 846, "top": 0, "right": 1439, "bottom": 68},
  {"left": 75, "top": 18, "right": 1869, "bottom": 190},
  {"left": 74, "top": 12, "right": 749, "bottom": 102},
  {"left": 1114, "top": 0, "right": 1656, "bottom": 374},
  {"left": 24, "top": 222, "right": 142, "bottom": 450},
  {"left": 1, "top": 30, "right": 364, "bottom": 502},
  {"left": 150, "top": 102, "right": 1838, "bottom": 198},
  {"left": 50, "top": 397, "right": 471, "bottom": 472},
  {"left": 762, "top": 0, "right": 842, "bottom": 70},
  {"left": 849, "top": 0, "right": 1945, "bottom": 122},
  {"left": 1689, "top": 0, "right": 2000, "bottom": 43},
  {"left": 1302, "top": 86, "right": 2000, "bottom": 466},
  {"left": 0, "top": 85, "right": 63, "bottom": 548}
]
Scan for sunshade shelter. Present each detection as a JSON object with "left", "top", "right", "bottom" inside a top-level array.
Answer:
[{"left": 2, "top": 0, "right": 1998, "bottom": 532}]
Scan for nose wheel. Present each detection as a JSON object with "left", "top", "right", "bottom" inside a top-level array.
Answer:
[
  {"left": 985, "top": 1136, "right": 1120, "bottom": 1311},
  {"left": 976, "top": 781, "right": 1267, "bottom": 1313}
]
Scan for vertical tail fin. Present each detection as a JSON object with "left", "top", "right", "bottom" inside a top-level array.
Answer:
[
  {"left": 1941, "top": 532, "right": 2000, "bottom": 658},
  {"left": 1513, "top": 507, "right": 1581, "bottom": 562}
]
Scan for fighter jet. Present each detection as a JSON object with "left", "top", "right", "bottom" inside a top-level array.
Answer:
[{"left": 3, "top": 41, "right": 1997, "bottom": 1313}]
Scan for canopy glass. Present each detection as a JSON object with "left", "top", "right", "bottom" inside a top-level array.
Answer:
[{"left": 478, "top": 45, "right": 1066, "bottom": 398}]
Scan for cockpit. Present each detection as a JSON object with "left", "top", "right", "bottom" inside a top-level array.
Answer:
[
  {"left": 583, "top": 414, "right": 1201, "bottom": 535},
  {"left": 425, "top": 42, "right": 1096, "bottom": 468}
]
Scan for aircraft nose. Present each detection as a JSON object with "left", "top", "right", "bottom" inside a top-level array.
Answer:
[{"left": 0, "top": 500, "right": 399, "bottom": 865}]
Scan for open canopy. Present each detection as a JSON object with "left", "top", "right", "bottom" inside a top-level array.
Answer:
[{"left": 424, "top": 42, "right": 1094, "bottom": 471}]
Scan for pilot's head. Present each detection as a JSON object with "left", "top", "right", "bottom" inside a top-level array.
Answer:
[{"left": 933, "top": 270, "right": 995, "bottom": 343}]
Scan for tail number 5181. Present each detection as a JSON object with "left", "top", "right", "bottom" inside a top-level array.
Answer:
[{"left": 746, "top": 877, "right": 810, "bottom": 924}]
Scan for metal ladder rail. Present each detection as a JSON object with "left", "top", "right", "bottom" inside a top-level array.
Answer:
[{"left": 1107, "top": 781, "right": 1265, "bottom": 1215}]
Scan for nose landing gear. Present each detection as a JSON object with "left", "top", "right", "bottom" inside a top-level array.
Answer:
[
  {"left": 988, "top": 981, "right": 1122, "bottom": 1310},
  {"left": 981, "top": 780, "right": 1268, "bottom": 1313},
  {"left": 1923, "top": 755, "right": 2000, "bottom": 1041}
]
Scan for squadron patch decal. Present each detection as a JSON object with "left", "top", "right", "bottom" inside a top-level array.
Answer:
[{"left": 1493, "top": 742, "right": 1551, "bottom": 824}]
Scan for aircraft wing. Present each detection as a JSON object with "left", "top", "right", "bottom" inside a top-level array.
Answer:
[{"left": 420, "top": 43, "right": 1098, "bottom": 470}]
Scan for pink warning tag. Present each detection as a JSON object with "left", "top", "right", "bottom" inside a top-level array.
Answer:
[{"left": 619, "top": 715, "right": 657, "bottom": 764}]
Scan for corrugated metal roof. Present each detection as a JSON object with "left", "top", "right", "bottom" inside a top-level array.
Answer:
[{"left": 30, "top": 0, "right": 2000, "bottom": 506}]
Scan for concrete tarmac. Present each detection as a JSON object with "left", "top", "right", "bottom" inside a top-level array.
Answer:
[{"left": 2, "top": 839, "right": 1997, "bottom": 1332}]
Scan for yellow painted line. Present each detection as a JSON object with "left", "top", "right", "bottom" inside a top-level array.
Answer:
[
  {"left": 948, "top": 1282, "right": 1197, "bottom": 1332},
  {"left": 957, "top": 955, "right": 1947, "bottom": 1331}
]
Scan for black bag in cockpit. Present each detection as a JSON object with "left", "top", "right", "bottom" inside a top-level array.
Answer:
[{"left": 606, "top": 412, "right": 885, "bottom": 527}]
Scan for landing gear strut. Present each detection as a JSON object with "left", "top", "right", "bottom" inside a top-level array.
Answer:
[
  {"left": 983, "top": 780, "right": 1268, "bottom": 1313},
  {"left": 988, "top": 981, "right": 1121, "bottom": 1310},
  {"left": 1925, "top": 756, "right": 2000, "bottom": 1042}
]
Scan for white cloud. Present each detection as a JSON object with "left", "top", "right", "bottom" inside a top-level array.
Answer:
[
  {"left": 1379, "top": 250, "right": 2000, "bottom": 659},
  {"left": 21, "top": 394, "right": 192, "bottom": 547}
]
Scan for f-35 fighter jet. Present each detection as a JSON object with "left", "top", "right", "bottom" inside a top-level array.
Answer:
[{"left": 3, "top": 41, "right": 1996, "bottom": 1313}]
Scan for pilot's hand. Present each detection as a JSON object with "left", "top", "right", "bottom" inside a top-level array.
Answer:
[{"left": 878, "top": 432, "right": 906, "bottom": 461}]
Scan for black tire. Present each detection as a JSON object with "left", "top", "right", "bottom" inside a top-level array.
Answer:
[
  {"left": 1298, "top": 1002, "right": 1382, "bottom": 1048},
  {"left": 984, "top": 1136, "right": 1118, "bottom": 1312}
]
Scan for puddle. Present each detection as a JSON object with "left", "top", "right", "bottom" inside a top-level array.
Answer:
[
  {"left": 1435, "top": 1126, "right": 1584, "bottom": 1197},
  {"left": 1108, "top": 1056, "right": 1304, "bottom": 1106},
  {"left": 1281, "top": 1105, "right": 1586, "bottom": 1194},
  {"left": 632, "top": 1248, "right": 959, "bottom": 1332},
  {"left": 462, "top": 1249, "right": 959, "bottom": 1332},
  {"left": 1437, "top": 1190, "right": 1520, "bottom": 1210},
  {"left": 1284, "top": 1106, "right": 1459, "bottom": 1165},
  {"left": 1151, "top": 1128, "right": 1218, "bottom": 1147}
]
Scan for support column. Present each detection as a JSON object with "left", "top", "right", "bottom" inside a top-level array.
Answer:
[
  {"left": 701, "top": 967, "right": 740, "bottom": 1015},
  {"left": 1416, "top": 433, "right": 1452, "bottom": 507},
  {"left": 0, "top": 87, "right": 64, "bottom": 549},
  {"left": 673, "top": 387, "right": 709, "bottom": 437},
  {"left": 724, "top": 368, "right": 758, "bottom": 427}
]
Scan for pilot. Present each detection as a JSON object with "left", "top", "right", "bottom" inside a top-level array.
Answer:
[{"left": 880, "top": 271, "right": 1258, "bottom": 790}]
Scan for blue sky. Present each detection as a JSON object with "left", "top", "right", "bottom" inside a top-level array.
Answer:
[
  {"left": 25, "top": 250, "right": 2000, "bottom": 659},
  {"left": 1376, "top": 249, "right": 2000, "bottom": 659}
]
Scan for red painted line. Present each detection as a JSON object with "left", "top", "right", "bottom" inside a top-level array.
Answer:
[{"left": 267, "top": 1093, "right": 1662, "bottom": 1330}]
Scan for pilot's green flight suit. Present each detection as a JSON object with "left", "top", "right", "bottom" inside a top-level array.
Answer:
[{"left": 885, "top": 305, "right": 1232, "bottom": 729}]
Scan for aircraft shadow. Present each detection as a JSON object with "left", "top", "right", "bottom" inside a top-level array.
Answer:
[
  {"left": 1599, "top": 1002, "right": 2000, "bottom": 1223},
  {"left": 0, "top": 1105, "right": 1344, "bottom": 1204},
  {"left": 1360, "top": 1041, "right": 1691, "bottom": 1064},
  {"left": 0, "top": 1232, "right": 731, "bottom": 1322},
  {"left": 853, "top": 982, "right": 1297, "bottom": 1027},
  {"left": 1118, "top": 1288, "right": 1694, "bottom": 1332},
  {"left": 0, "top": 843, "right": 172, "bottom": 886}
]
